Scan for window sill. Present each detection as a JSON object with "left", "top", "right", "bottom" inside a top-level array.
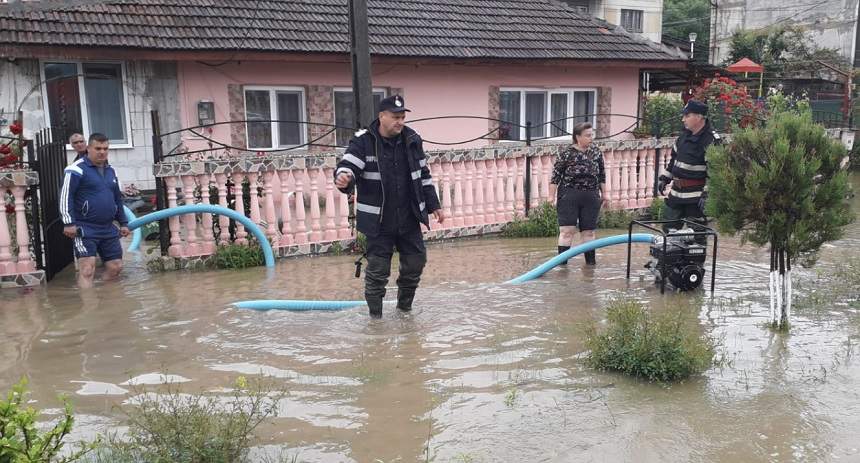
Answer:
[{"left": 65, "top": 144, "right": 134, "bottom": 151}]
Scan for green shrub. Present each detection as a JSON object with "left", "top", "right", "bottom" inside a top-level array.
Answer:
[
  {"left": 351, "top": 232, "right": 367, "bottom": 254},
  {"left": 584, "top": 298, "right": 716, "bottom": 382},
  {"left": 141, "top": 222, "right": 159, "bottom": 241},
  {"left": 501, "top": 202, "right": 558, "bottom": 237},
  {"left": 0, "top": 378, "right": 95, "bottom": 463},
  {"left": 91, "top": 377, "right": 283, "bottom": 463},
  {"left": 850, "top": 141, "right": 860, "bottom": 171},
  {"left": 635, "top": 93, "right": 684, "bottom": 138},
  {"left": 597, "top": 207, "right": 638, "bottom": 229},
  {"left": 648, "top": 197, "right": 666, "bottom": 220},
  {"left": 214, "top": 241, "right": 264, "bottom": 269}
]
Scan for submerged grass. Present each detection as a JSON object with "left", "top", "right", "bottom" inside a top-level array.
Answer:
[
  {"left": 88, "top": 376, "right": 286, "bottom": 463},
  {"left": 584, "top": 298, "right": 717, "bottom": 382}
]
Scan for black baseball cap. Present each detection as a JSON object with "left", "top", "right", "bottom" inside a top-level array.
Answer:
[
  {"left": 378, "top": 95, "right": 410, "bottom": 113},
  {"left": 682, "top": 100, "right": 708, "bottom": 116}
]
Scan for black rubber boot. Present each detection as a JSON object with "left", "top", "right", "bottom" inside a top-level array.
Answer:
[
  {"left": 584, "top": 250, "right": 596, "bottom": 265},
  {"left": 557, "top": 246, "right": 570, "bottom": 265},
  {"left": 365, "top": 255, "right": 392, "bottom": 318},
  {"left": 397, "top": 289, "right": 416, "bottom": 312},
  {"left": 366, "top": 297, "right": 384, "bottom": 319},
  {"left": 396, "top": 253, "right": 427, "bottom": 311}
]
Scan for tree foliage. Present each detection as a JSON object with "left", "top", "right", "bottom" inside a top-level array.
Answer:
[
  {"left": 725, "top": 25, "right": 849, "bottom": 78},
  {"left": 663, "top": 0, "right": 710, "bottom": 49},
  {"left": 706, "top": 110, "right": 853, "bottom": 265}
]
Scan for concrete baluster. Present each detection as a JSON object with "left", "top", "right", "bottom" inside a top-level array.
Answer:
[
  {"left": 262, "top": 171, "right": 279, "bottom": 244},
  {"left": 452, "top": 161, "right": 465, "bottom": 227},
  {"left": 441, "top": 161, "right": 453, "bottom": 229},
  {"left": 214, "top": 173, "right": 230, "bottom": 245},
  {"left": 164, "top": 176, "right": 184, "bottom": 255},
  {"left": 540, "top": 154, "right": 552, "bottom": 204},
  {"left": 323, "top": 167, "right": 338, "bottom": 241},
  {"left": 514, "top": 156, "right": 526, "bottom": 216},
  {"left": 293, "top": 169, "right": 308, "bottom": 244},
  {"left": 279, "top": 169, "right": 294, "bottom": 246},
  {"left": 11, "top": 186, "right": 34, "bottom": 271},
  {"left": 198, "top": 174, "right": 216, "bottom": 254},
  {"left": 472, "top": 159, "right": 485, "bottom": 225},
  {"left": 231, "top": 173, "right": 248, "bottom": 245},
  {"left": 181, "top": 175, "right": 200, "bottom": 255},
  {"left": 308, "top": 168, "right": 322, "bottom": 242},
  {"left": 463, "top": 159, "right": 475, "bottom": 226},
  {"left": 0, "top": 195, "right": 14, "bottom": 273}
]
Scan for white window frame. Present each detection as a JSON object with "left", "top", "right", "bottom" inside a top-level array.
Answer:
[
  {"left": 332, "top": 87, "right": 387, "bottom": 147},
  {"left": 243, "top": 85, "right": 307, "bottom": 151},
  {"left": 40, "top": 60, "right": 134, "bottom": 149},
  {"left": 620, "top": 9, "right": 644, "bottom": 33},
  {"left": 498, "top": 87, "right": 598, "bottom": 142}
]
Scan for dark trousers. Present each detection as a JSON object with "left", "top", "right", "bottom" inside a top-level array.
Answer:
[
  {"left": 663, "top": 202, "right": 707, "bottom": 244},
  {"left": 364, "top": 227, "right": 427, "bottom": 305}
]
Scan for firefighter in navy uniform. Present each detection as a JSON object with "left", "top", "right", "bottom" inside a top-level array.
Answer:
[
  {"left": 657, "top": 100, "right": 721, "bottom": 234},
  {"left": 334, "top": 95, "right": 445, "bottom": 318}
]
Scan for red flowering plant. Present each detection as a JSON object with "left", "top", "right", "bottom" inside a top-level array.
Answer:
[
  {"left": 0, "top": 118, "right": 25, "bottom": 169},
  {"left": 691, "top": 74, "right": 764, "bottom": 132}
]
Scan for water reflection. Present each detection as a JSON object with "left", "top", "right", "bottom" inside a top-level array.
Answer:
[{"left": 0, "top": 175, "right": 857, "bottom": 462}]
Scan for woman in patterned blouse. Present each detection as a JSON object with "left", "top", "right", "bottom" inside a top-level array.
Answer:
[{"left": 549, "top": 122, "right": 607, "bottom": 265}]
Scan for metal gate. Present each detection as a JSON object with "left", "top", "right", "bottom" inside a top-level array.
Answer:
[{"left": 27, "top": 128, "right": 74, "bottom": 281}]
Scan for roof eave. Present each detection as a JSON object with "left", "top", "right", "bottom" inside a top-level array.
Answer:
[{"left": 0, "top": 44, "right": 688, "bottom": 69}]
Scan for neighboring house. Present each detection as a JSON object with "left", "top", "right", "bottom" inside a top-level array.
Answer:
[
  {"left": 0, "top": 0, "right": 685, "bottom": 190},
  {"left": 559, "top": 0, "right": 665, "bottom": 43},
  {"left": 709, "top": 0, "right": 860, "bottom": 67}
]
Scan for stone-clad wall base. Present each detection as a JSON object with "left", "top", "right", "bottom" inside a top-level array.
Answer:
[
  {"left": 0, "top": 270, "right": 46, "bottom": 289},
  {"left": 144, "top": 224, "right": 510, "bottom": 272}
]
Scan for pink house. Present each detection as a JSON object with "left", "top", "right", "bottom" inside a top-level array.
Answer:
[{"left": 0, "top": 0, "right": 686, "bottom": 189}]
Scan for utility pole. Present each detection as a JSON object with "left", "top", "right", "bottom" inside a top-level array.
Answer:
[{"left": 348, "top": 0, "right": 374, "bottom": 130}]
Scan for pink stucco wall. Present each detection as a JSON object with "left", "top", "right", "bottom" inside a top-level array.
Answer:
[{"left": 177, "top": 60, "right": 642, "bottom": 152}]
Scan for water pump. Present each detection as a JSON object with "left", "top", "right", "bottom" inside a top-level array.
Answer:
[
  {"left": 626, "top": 219, "right": 718, "bottom": 294},
  {"left": 645, "top": 228, "right": 707, "bottom": 291}
]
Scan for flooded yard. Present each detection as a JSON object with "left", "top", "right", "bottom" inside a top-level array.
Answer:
[{"left": 1, "top": 175, "right": 858, "bottom": 462}]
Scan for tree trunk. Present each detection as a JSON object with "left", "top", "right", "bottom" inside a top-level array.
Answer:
[
  {"left": 768, "top": 247, "right": 792, "bottom": 328},
  {"left": 769, "top": 246, "right": 778, "bottom": 326},
  {"left": 770, "top": 249, "right": 793, "bottom": 328},
  {"left": 784, "top": 256, "right": 792, "bottom": 326}
]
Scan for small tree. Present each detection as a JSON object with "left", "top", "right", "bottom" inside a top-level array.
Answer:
[{"left": 706, "top": 109, "right": 854, "bottom": 329}]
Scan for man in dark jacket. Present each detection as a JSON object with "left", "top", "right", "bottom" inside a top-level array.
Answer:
[
  {"left": 657, "top": 100, "right": 720, "bottom": 232},
  {"left": 69, "top": 133, "right": 88, "bottom": 161},
  {"left": 334, "top": 95, "right": 445, "bottom": 318},
  {"left": 61, "top": 133, "right": 129, "bottom": 288}
]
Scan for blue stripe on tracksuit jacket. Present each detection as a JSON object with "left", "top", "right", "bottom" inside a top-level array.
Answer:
[{"left": 60, "top": 156, "right": 127, "bottom": 239}]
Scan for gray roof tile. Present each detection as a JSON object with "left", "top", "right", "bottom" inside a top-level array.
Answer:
[{"left": 0, "top": 0, "right": 681, "bottom": 61}]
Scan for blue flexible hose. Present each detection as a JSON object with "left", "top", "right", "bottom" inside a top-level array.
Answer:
[
  {"left": 127, "top": 204, "right": 275, "bottom": 267},
  {"left": 123, "top": 206, "right": 143, "bottom": 252},
  {"left": 504, "top": 233, "right": 655, "bottom": 284},
  {"left": 233, "top": 233, "right": 656, "bottom": 311},
  {"left": 235, "top": 300, "right": 370, "bottom": 311}
]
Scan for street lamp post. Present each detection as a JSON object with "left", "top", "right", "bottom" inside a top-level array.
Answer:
[
  {"left": 689, "top": 32, "right": 697, "bottom": 60},
  {"left": 686, "top": 33, "right": 698, "bottom": 100}
]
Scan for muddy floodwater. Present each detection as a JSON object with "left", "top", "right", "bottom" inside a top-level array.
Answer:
[{"left": 2, "top": 175, "right": 859, "bottom": 462}]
